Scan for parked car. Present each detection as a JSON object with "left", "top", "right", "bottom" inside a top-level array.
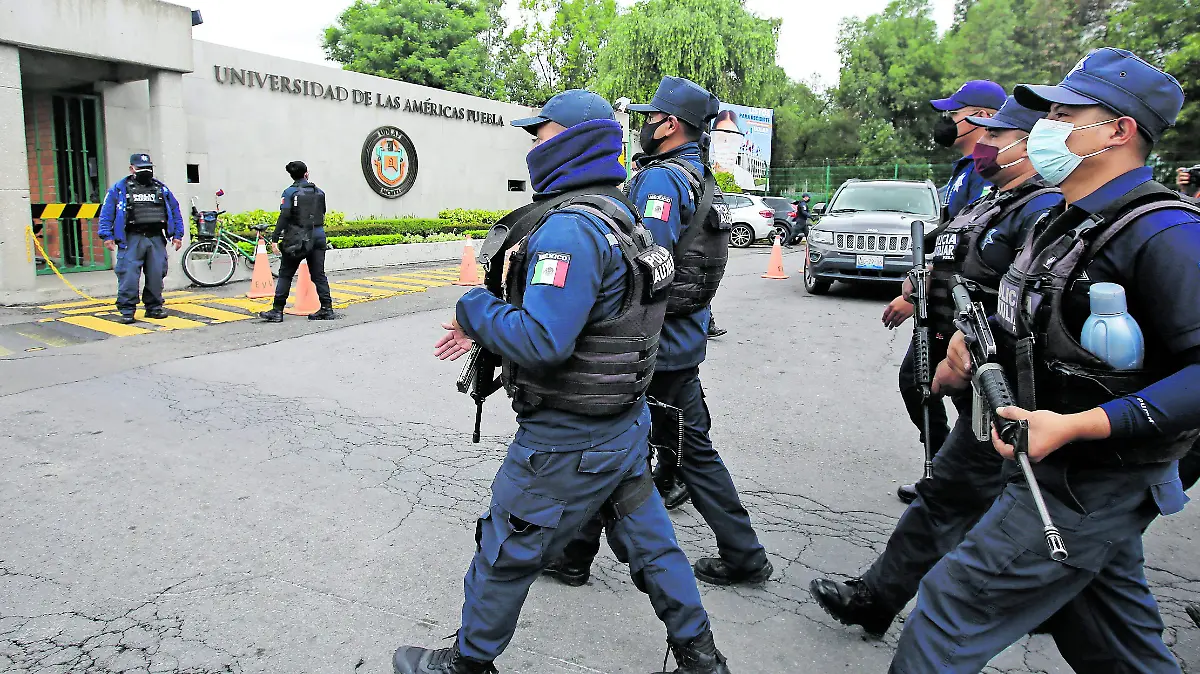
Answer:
[
  {"left": 803, "top": 179, "right": 943, "bottom": 295},
  {"left": 723, "top": 193, "right": 777, "bottom": 248},
  {"left": 762, "top": 196, "right": 798, "bottom": 243}
]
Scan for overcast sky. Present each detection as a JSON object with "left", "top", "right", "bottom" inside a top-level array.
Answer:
[{"left": 183, "top": 0, "right": 956, "bottom": 88}]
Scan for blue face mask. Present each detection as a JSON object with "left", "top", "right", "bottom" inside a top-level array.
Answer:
[{"left": 1027, "top": 117, "right": 1118, "bottom": 185}]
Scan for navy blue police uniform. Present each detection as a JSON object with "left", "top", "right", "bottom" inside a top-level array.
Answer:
[
  {"left": 269, "top": 170, "right": 333, "bottom": 314},
  {"left": 391, "top": 90, "right": 731, "bottom": 674},
  {"left": 891, "top": 49, "right": 1200, "bottom": 673},
  {"left": 552, "top": 77, "right": 771, "bottom": 588},
  {"left": 810, "top": 97, "right": 1066, "bottom": 636}
]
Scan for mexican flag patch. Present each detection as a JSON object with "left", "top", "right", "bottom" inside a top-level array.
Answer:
[
  {"left": 644, "top": 195, "right": 672, "bottom": 221},
  {"left": 532, "top": 252, "right": 571, "bottom": 287}
]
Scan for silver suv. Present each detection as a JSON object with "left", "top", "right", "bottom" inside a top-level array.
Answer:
[{"left": 803, "top": 179, "right": 943, "bottom": 294}]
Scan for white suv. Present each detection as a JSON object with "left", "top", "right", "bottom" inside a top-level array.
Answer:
[{"left": 722, "top": 194, "right": 776, "bottom": 248}]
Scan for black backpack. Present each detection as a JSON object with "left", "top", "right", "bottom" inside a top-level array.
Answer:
[{"left": 281, "top": 184, "right": 325, "bottom": 256}]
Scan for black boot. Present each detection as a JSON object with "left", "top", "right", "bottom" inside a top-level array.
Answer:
[
  {"left": 693, "top": 557, "right": 773, "bottom": 586},
  {"left": 308, "top": 306, "right": 336, "bottom": 320},
  {"left": 145, "top": 307, "right": 168, "bottom": 319},
  {"left": 392, "top": 644, "right": 496, "bottom": 674},
  {"left": 658, "top": 629, "right": 731, "bottom": 674},
  {"left": 706, "top": 317, "right": 727, "bottom": 338},
  {"left": 259, "top": 308, "right": 284, "bottom": 323},
  {"left": 896, "top": 483, "right": 919, "bottom": 504},
  {"left": 542, "top": 559, "right": 590, "bottom": 587},
  {"left": 1188, "top": 602, "right": 1200, "bottom": 629},
  {"left": 808, "top": 578, "right": 896, "bottom": 637},
  {"left": 660, "top": 476, "right": 691, "bottom": 510}
]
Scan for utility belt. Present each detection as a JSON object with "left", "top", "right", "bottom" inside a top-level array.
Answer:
[{"left": 125, "top": 221, "right": 166, "bottom": 237}]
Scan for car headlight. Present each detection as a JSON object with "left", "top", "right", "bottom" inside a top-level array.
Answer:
[{"left": 809, "top": 229, "right": 834, "bottom": 245}]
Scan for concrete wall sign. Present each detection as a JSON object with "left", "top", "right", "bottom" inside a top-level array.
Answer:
[
  {"left": 211, "top": 66, "right": 505, "bottom": 127},
  {"left": 361, "top": 126, "right": 419, "bottom": 199}
]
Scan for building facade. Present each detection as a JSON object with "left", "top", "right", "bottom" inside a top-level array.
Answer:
[{"left": 0, "top": 0, "right": 569, "bottom": 298}]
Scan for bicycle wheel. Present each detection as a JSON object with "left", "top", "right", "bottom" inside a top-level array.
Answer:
[{"left": 182, "top": 240, "right": 237, "bottom": 287}]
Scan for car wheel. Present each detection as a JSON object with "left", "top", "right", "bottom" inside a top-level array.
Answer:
[
  {"left": 730, "top": 223, "right": 754, "bottom": 248},
  {"left": 803, "top": 251, "right": 832, "bottom": 295},
  {"left": 772, "top": 222, "right": 792, "bottom": 244}
]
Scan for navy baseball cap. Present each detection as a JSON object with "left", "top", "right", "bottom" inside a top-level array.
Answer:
[
  {"left": 931, "top": 80, "right": 1007, "bottom": 112},
  {"left": 511, "top": 89, "right": 615, "bottom": 134},
  {"left": 628, "top": 76, "right": 720, "bottom": 130},
  {"left": 130, "top": 153, "right": 153, "bottom": 168},
  {"left": 967, "top": 96, "right": 1047, "bottom": 132},
  {"left": 1013, "top": 48, "right": 1184, "bottom": 142}
]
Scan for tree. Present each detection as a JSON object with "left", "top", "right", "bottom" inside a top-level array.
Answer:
[
  {"left": 497, "top": 29, "right": 555, "bottom": 106},
  {"left": 323, "top": 0, "right": 503, "bottom": 98},
  {"left": 516, "top": 0, "right": 618, "bottom": 92},
  {"left": 592, "top": 0, "right": 785, "bottom": 106},
  {"left": 836, "top": 0, "right": 948, "bottom": 161}
]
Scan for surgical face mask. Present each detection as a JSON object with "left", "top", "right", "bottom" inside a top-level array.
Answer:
[
  {"left": 972, "top": 136, "right": 1028, "bottom": 180},
  {"left": 639, "top": 117, "right": 671, "bottom": 156},
  {"left": 1027, "top": 117, "right": 1118, "bottom": 186},
  {"left": 134, "top": 168, "right": 155, "bottom": 185}
]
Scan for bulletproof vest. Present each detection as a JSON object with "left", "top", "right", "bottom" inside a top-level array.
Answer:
[
  {"left": 280, "top": 184, "right": 324, "bottom": 256},
  {"left": 994, "top": 181, "right": 1200, "bottom": 466},
  {"left": 629, "top": 157, "right": 731, "bottom": 316},
  {"left": 501, "top": 193, "right": 675, "bottom": 417},
  {"left": 927, "top": 181, "right": 1060, "bottom": 338},
  {"left": 125, "top": 181, "right": 168, "bottom": 234}
]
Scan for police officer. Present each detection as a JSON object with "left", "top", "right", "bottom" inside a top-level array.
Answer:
[
  {"left": 258, "top": 161, "right": 334, "bottom": 322},
  {"left": 97, "top": 154, "right": 185, "bottom": 324},
  {"left": 892, "top": 48, "right": 1200, "bottom": 672},
  {"left": 545, "top": 77, "right": 772, "bottom": 589},
  {"left": 809, "top": 97, "right": 1064, "bottom": 637},
  {"left": 787, "top": 193, "right": 811, "bottom": 246},
  {"left": 885, "top": 79, "right": 1007, "bottom": 503},
  {"left": 390, "top": 90, "right": 731, "bottom": 674}
]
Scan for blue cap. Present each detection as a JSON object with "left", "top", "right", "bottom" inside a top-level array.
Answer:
[
  {"left": 511, "top": 89, "right": 615, "bottom": 134},
  {"left": 628, "top": 76, "right": 720, "bottom": 130},
  {"left": 931, "top": 80, "right": 1007, "bottom": 112},
  {"left": 130, "top": 153, "right": 153, "bottom": 168},
  {"left": 967, "top": 96, "right": 1047, "bottom": 132},
  {"left": 1089, "top": 282, "right": 1129, "bottom": 315},
  {"left": 1014, "top": 48, "right": 1184, "bottom": 142}
]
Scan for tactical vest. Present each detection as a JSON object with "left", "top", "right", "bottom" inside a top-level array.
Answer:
[
  {"left": 280, "top": 184, "right": 324, "bottom": 256},
  {"left": 629, "top": 157, "right": 731, "bottom": 316},
  {"left": 927, "top": 181, "right": 1060, "bottom": 338},
  {"left": 125, "top": 181, "right": 168, "bottom": 234},
  {"left": 994, "top": 181, "right": 1200, "bottom": 466},
  {"left": 501, "top": 193, "right": 675, "bottom": 417}
]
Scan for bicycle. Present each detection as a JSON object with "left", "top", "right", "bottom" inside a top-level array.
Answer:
[{"left": 182, "top": 193, "right": 281, "bottom": 287}]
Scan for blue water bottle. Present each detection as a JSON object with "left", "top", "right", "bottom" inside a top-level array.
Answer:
[{"left": 1081, "top": 282, "right": 1144, "bottom": 370}]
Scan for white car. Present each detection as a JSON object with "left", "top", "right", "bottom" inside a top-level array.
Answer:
[{"left": 722, "top": 193, "right": 777, "bottom": 248}]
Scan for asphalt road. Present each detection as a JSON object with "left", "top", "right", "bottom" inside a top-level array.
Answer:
[{"left": 1, "top": 247, "right": 1196, "bottom": 673}]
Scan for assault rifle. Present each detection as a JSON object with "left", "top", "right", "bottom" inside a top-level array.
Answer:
[
  {"left": 909, "top": 220, "right": 935, "bottom": 481},
  {"left": 455, "top": 223, "right": 512, "bottom": 443},
  {"left": 951, "top": 274, "right": 1069, "bottom": 562}
]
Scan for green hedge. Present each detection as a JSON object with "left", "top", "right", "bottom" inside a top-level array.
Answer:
[
  {"left": 438, "top": 208, "right": 510, "bottom": 227},
  {"left": 715, "top": 171, "right": 742, "bottom": 194},
  {"left": 327, "top": 232, "right": 464, "bottom": 248},
  {"left": 328, "top": 219, "right": 461, "bottom": 237}
]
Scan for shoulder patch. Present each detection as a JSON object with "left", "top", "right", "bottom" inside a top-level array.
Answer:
[
  {"left": 644, "top": 195, "right": 673, "bottom": 221},
  {"left": 531, "top": 252, "right": 571, "bottom": 288}
]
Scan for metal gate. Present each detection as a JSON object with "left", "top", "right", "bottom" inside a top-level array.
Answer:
[{"left": 30, "top": 93, "right": 110, "bottom": 274}]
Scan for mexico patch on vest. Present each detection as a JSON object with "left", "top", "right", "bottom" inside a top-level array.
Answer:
[
  {"left": 644, "top": 195, "right": 672, "bottom": 221},
  {"left": 531, "top": 252, "right": 571, "bottom": 287}
]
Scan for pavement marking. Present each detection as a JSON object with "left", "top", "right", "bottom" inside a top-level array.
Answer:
[
  {"left": 13, "top": 327, "right": 77, "bottom": 348},
  {"left": 59, "top": 315, "right": 153, "bottom": 337},
  {"left": 170, "top": 303, "right": 254, "bottom": 323},
  {"left": 40, "top": 298, "right": 110, "bottom": 311},
  {"left": 133, "top": 310, "right": 209, "bottom": 330},
  {"left": 0, "top": 344, "right": 13, "bottom": 357},
  {"left": 330, "top": 291, "right": 373, "bottom": 303},
  {"left": 345, "top": 279, "right": 425, "bottom": 292},
  {"left": 378, "top": 275, "right": 451, "bottom": 288},
  {"left": 207, "top": 298, "right": 272, "bottom": 312},
  {"left": 329, "top": 282, "right": 400, "bottom": 298}
]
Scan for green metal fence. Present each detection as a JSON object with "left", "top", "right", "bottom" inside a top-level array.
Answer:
[{"left": 768, "top": 162, "right": 956, "bottom": 203}]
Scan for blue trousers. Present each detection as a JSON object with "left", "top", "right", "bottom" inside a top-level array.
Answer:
[
  {"left": 114, "top": 233, "right": 167, "bottom": 316},
  {"left": 458, "top": 406, "right": 710, "bottom": 661},
  {"left": 862, "top": 412, "right": 1004, "bottom": 614},
  {"left": 890, "top": 461, "right": 1187, "bottom": 674}
]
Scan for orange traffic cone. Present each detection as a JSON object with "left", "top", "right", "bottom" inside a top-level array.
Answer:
[
  {"left": 762, "top": 236, "right": 789, "bottom": 279},
  {"left": 284, "top": 260, "right": 321, "bottom": 315},
  {"left": 247, "top": 238, "right": 276, "bottom": 298},
  {"left": 454, "top": 236, "right": 483, "bottom": 286}
]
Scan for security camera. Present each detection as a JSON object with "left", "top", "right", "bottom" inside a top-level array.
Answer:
[
  {"left": 191, "top": 9, "right": 204, "bottom": 26},
  {"left": 614, "top": 97, "right": 631, "bottom": 113}
]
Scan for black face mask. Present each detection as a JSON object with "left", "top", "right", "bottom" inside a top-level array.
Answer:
[
  {"left": 639, "top": 117, "right": 671, "bottom": 156},
  {"left": 932, "top": 115, "right": 962, "bottom": 147},
  {"left": 134, "top": 169, "right": 155, "bottom": 186}
]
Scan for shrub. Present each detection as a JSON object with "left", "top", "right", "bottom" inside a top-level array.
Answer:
[
  {"left": 331, "top": 218, "right": 460, "bottom": 237},
  {"left": 464, "top": 229, "right": 491, "bottom": 239},
  {"left": 715, "top": 171, "right": 742, "bottom": 194},
  {"left": 326, "top": 232, "right": 469, "bottom": 249},
  {"left": 438, "top": 208, "right": 511, "bottom": 227}
]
